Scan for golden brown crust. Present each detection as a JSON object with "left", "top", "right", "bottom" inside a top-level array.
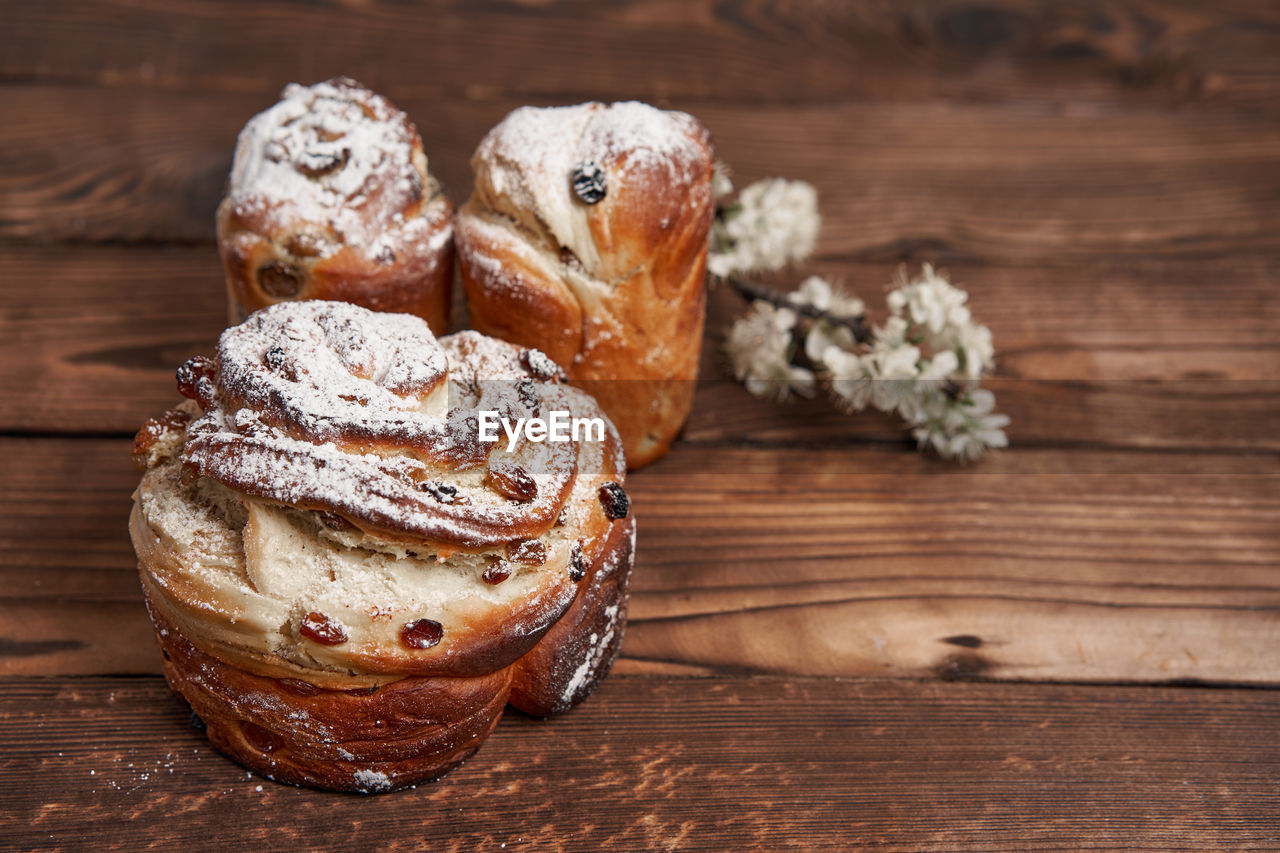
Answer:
[
  {"left": 147, "top": 594, "right": 511, "bottom": 793},
  {"left": 510, "top": 515, "right": 635, "bottom": 716},
  {"left": 131, "top": 305, "right": 636, "bottom": 790},
  {"left": 217, "top": 77, "right": 454, "bottom": 332},
  {"left": 141, "top": 513, "right": 635, "bottom": 791},
  {"left": 456, "top": 102, "right": 715, "bottom": 468}
]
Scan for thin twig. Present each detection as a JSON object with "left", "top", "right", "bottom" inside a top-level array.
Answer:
[{"left": 725, "top": 276, "right": 871, "bottom": 343}]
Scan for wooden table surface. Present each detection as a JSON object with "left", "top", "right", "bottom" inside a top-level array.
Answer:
[{"left": 3, "top": 2, "right": 1279, "bottom": 850}]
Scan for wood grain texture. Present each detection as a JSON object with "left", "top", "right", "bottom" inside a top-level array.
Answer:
[
  {"left": 2, "top": 246, "right": 1277, "bottom": 441},
  {"left": 3, "top": 2, "right": 1280, "bottom": 848},
  {"left": 4, "top": 438, "right": 1276, "bottom": 683},
  {"left": 4, "top": 86, "right": 1280, "bottom": 260},
  {"left": 1, "top": 675, "right": 1278, "bottom": 851},
  {"left": 3, "top": 0, "right": 1279, "bottom": 109}
]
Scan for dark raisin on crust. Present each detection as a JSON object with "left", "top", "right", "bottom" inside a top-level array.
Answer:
[
  {"left": 242, "top": 721, "right": 282, "bottom": 753},
  {"left": 519, "top": 348, "right": 565, "bottom": 382},
  {"left": 482, "top": 560, "right": 512, "bottom": 585},
  {"left": 299, "top": 611, "right": 349, "bottom": 646},
  {"left": 189, "top": 710, "right": 206, "bottom": 731},
  {"left": 400, "top": 618, "right": 444, "bottom": 649},
  {"left": 506, "top": 538, "right": 548, "bottom": 565},
  {"left": 264, "top": 346, "right": 287, "bottom": 371},
  {"left": 489, "top": 464, "right": 537, "bottom": 502},
  {"left": 568, "top": 541, "right": 587, "bottom": 582},
  {"left": 295, "top": 145, "right": 350, "bottom": 177},
  {"left": 176, "top": 356, "right": 216, "bottom": 401},
  {"left": 571, "top": 160, "right": 607, "bottom": 204},
  {"left": 598, "top": 481, "right": 629, "bottom": 520},
  {"left": 419, "top": 481, "right": 458, "bottom": 504},
  {"left": 279, "top": 678, "right": 323, "bottom": 697},
  {"left": 131, "top": 407, "right": 193, "bottom": 470},
  {"left": 257, "top": 261, "right": 304, "bottom": 298}
]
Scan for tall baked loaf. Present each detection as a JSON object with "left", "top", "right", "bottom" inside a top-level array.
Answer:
[
  {"left": 217, "top": 78, "right": 454, "bottom": 332},
  {"left": 456, "top": 101, "right": 715, "bottom": 468},
  {"left": 130, "top": 301, "right": 633, "bottom": 792}
]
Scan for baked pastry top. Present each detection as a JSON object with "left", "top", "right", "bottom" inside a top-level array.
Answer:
[
  {"left": 456, "top": 101, "right": 715, "bottom": 467},
  {"left": 132, "top": 301, "right": 628, "bottom": 688},
  {"left": 216, "top": 78, "right": 454, "bottom": 329}
]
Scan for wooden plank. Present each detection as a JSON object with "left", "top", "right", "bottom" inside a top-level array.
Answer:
[
  {"left": 1, "top": 246, "right": 1277, "bottom": 439},
  {"left": 1, "top": 675, "right": 1277, "bottom": 850},
  {"left": 4, "top": 438, "right": 1276, "bottom": 683},
  {"left": 4, "top": 86, "right": 1280, "bottom": 259},
  {"left": 3, "top": 0, "right": 1279, "bottom": 109}
]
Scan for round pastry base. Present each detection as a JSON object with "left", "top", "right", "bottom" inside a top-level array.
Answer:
[{"left": 146, "top": 599, "right": 512, "bottom": 794}]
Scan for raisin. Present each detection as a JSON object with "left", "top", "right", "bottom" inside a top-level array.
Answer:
[
  {"left": 506, "top": 538, "right": 548, "bottom": 565},
  {"left": 598, "top": 482, "right": 629, "bottom": 520},
  {"left": 189, "top": 710, "right": 206, "bottom": 731},
  {"left": 489, "top": 463, "right": 537, "bottom": 502},
  {"left": 519, "top": 348, "right": 564, "bottom": 382},
  {"left": 132, "top": 408, "right": 192, "bottom": 469},
  {"left": 299, "top": 612, "right": 348, "bottom": 646},
  {"left": 419, "top": 481, "right": 458, "bottom": 504},
  {"left": 176, "top": 355, "right": 216, "bottom": 401},
  {"left": 482, "top": 560, "right": 512, "bottom": 585},
  {"left": 569, "top": 541, "right": 587, "bottom": 582},
  {"left": 279, "top": 678, "right": 323, "bottom": 697},
  {"left": 571, "top": 160, "right": 607, "bottom": 204},
  {"left": 242, "top": 722, "right": 281, "bottom": 753},
  {"left": 264, "top": 346, "right": 287, "bottom": 371},
  {"left": 400, "top": 619, "right": 444, "bottom": 650},
  {"left": 257, "top": 261, "right": 304, "bottom": 298},
  {"left": 296, "top": 145, "right": 350, "bottom": 177}
]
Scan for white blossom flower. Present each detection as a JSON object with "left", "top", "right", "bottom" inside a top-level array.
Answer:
[
  {"left": 708, "top": 178, "right": 820, "bottom": 277},
  {"left": 910, "top": 388, "right": 1010, "bottom": 463},
  {"left": 949, "top": 320, "right": 995, "bottom": 380},
  {"left": 789, "top": 276, "right": 866, "bottom": 363},
  {"left": 870, "top": 315, "right": 911, "bottom": 351},
  {"left": 887, "top": 263, "right": 971, "bottom": 336},
  {"left": 823, "top": 346, "right": 875, "bottom": 411},
  {"left": 724, "top": 301, "right": 815, "bottom": 400},
  {"left": 885, "top": 263, "right": 996, "bottom": 380},
  {"left": 789, "top": 275, "right": 865, "bottom": 319}
]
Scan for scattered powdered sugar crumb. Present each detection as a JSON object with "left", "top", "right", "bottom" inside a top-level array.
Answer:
[{"left": 352, "top": 768, "right": 393, "bottom": 793}]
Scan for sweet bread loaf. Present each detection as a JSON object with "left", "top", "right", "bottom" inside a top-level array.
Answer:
[
  {"left": 455, "top": 101, "right": 715, "bottom": 468},
  {"left": 130, "top": 300, "right": 633, "bottom": 792},
  {"left": 216, "top": 78, "right": 454, "bottom": 332}
]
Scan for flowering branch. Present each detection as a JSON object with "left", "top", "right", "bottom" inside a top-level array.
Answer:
[
  {"left": 710, "top": 167, "right": 1009, "bottom": 463},
  {"left": 725, "top": 276, "right": 870, "bottom": 344}
]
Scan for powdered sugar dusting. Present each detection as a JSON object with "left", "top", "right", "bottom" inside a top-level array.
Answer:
[
  {"left": 227, "top": 77, "right": 431, "bottom": 253},
  {"left": 181, "top": 302, "right": 589, "bottom": 548},
  {"left": 475, "top": 101, "right": 706, "bottom": 272},
  {"left": 352, "top": 768, "right": 392, "bottom": 793}
]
